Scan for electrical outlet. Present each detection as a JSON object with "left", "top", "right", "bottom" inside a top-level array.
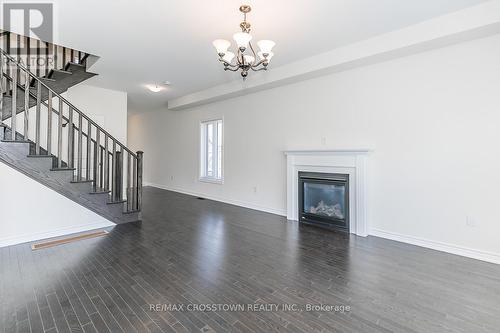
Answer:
[
  {"left": 466, "top": 215, "right": 477, "bottom": 227},
  {"left": 321, "top": 137, "right": 327, "bottom": 145},
  {"left": 170, "top": 175, "right": 174, "bottom": 181},
  {"left": 253, "top": 186, "right": 257, "bottom": 194}
]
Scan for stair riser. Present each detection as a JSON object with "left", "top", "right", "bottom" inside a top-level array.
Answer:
[
  {"left": 116, "top": 212, "right": 140, "bottom": 224},
  {"left": 88, "top": 192, "right": 113, "bottom": 206},
  {"left": 106, "top": 202, "right": 126, "bottom": 217},
  {"left": 48, "top": 170, "right": 76, "bottom": 183}
]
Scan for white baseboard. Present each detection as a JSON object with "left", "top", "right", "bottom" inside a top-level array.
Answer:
[
  {"left": 370, "top": 228, "right": 500, "bottom": 265},
  {"left": 144, "top": 182, "right": 500, "bottom": 265},
  {"left": 144, "top": 182, "right": 287, "bottom": 217},
  {"left": 0, "top": 221, "right": 115, "bottom": 248}
]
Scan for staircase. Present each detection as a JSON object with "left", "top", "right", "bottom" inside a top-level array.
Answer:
[{"left": 0, "top": 31, "right": 143, "bottom": 224}]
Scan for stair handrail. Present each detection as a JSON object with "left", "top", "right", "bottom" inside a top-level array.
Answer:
[
  {"left": 0, "top": 46, "right": 143, "bottom": 212},
  {"left": 3, "top": 65, "right": 126, "bottom": 160},
  {"left": 0, "top": 48, "right": 136, "bottom": 158}
]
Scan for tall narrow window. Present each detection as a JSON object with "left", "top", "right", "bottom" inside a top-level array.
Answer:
[{"left": 200, "top": 119, "right": 223, "bottom": 183}]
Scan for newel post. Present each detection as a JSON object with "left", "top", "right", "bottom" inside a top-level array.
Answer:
[{"left": 136, "top": 151, "right": 144, "bottom": 211}]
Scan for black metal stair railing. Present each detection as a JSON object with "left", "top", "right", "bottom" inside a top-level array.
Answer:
[{"left": 0, "top": 48, "right": 143, "bottom": 213}]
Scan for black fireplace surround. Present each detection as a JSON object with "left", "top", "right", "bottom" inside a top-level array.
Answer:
[{"left": 298, "top": 172, "right": 349, "bottom": 232}]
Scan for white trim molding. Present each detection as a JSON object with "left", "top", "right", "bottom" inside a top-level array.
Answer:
[
  {"left": 284, "top": 149, "right": 371, "bottom": 237},
  {"left": 143, "top": 182, "right": 287, "bottom": 217},
  {"left": 0, "top": 222, "right": 114, "bottom": 248},
  {"left": 371, "top": 228, "right": 500, "bottom": 265}
]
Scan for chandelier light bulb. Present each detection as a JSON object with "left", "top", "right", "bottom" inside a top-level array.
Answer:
[
  {"left": 213, "top": 39, "right": 231, "bottom": 55},
  {"left": 233, "top": 32, "right": 252, "bottom": 50},
  {"left": 257, "top": 40, "right": 275, "bottom": 55},
  {"left": 222, "top": 51, "right": 235, "bottom": 64}
]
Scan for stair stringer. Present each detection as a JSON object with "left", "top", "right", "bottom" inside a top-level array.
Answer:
[{"left": 0, "top": 139, "right": 140, "bottom": 224}]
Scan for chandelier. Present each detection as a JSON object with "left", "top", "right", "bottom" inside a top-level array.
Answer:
[{"left": 212, "top": 5, "right": 275, "bottom": 79}]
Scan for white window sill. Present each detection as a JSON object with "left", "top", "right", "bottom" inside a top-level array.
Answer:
[{"left": 199, "top": 177, "right": 224, "bottom": 185}]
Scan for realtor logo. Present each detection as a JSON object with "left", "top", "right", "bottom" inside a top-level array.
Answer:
[{"left": 2, "top": 2, "right": 53, "bottom": 42}]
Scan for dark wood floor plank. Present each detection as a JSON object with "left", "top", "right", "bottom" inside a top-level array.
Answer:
[
  {"left": 81, "top": 321, "right": 97, "bottom": 333},
  {"left": 89, "top": 296, "right": 123, "bottom": 333},
  {"left": 46, "top": 292, "right": 71, "bottom": 333},
  {"left": 2, "top": 187, "right": 500, "bottom": 333},
  {"left": 88, "top": 312, "right": 111, "bottom": 333}
]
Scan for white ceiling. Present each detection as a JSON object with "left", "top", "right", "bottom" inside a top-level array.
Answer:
[{"left": 48, "top": 0, "right": 488, "bottom": 110}]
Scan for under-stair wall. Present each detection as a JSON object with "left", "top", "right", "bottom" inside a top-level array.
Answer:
[{"left": 0, "top": 161, "right": 114, "bottom": 247}]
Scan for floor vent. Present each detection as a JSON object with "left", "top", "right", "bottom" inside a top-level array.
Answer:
[{"left": 31, "top": 230, "right": 108, "bottom": 250}]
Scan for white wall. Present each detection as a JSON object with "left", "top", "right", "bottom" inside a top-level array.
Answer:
[
  {"left": 128, "top": 34, "right": 500, "bottom": 262},
  {"left": 66, "top": 84, "right": 128, "bottom": 144},
  {"left": 0, "top": 162, "right": 114, "bottom": 248}
]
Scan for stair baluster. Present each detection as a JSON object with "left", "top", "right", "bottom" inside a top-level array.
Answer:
[
  {"left": 16, "top": 34, "right": 20, "bottom": 85},
  {"left": 47, "top": 90, "right": 52, "bottom": 154},
  {"left": 127, "top": 153, "right": 132, "bottom": 210},
  {"left": 104, "top": 134, "right": 109, "bottom": 190},
  {"left": 132, "top": 154, "right": 138, "bottom": 209},
  {"left": 112, "top": 141, "right": 117, "bottom": 199},
  {"left": 23, "top": 69, "right": 29, "bottom": 140},
  {"left": 76, "top": 113, "right": 82, "bottom": 179},
  {"left": 0, "top": 52, "right": 4, "bottom": 124},
  {"left": 45, "top": 42, "right": 49, "bottom": 77},
  {"left": 114, "top": 149, "right": 122, "bottom": 202},
  {"left": 35, "top": 39, "right": 40, "bottom": 77},
  {"left": 35, "top": 80, "right": 41, "bottom": 152},
  {"left": 86, "top": 121, "right": 91, "bottom": 180},
  {"left": 137, "top": 151, "right": 143, "bottom": 211},
  {"left": 67, "top": 107, "right": 74, "bottom": 168},
  {"left": 0, "top": 43, "right": 143, "bottom": 219},
  {"left": 93, "top": 131, "right": 100, "bottom": 191},
  {"left": 10, "top": 67, "right": 17, "bottom": 140},
  {"left": 26, "top": 37, "right": 31, "bottom": 73},
  {"left": 99, "top": 146, "right": 104, "bottom": 189},
  {"left": 57, "top": 97, "right": 63, "bottom": 167}
]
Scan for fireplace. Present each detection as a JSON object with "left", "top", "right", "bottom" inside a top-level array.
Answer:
[{"left": 298, "top": 172, "right": 349, "bottom": 232}]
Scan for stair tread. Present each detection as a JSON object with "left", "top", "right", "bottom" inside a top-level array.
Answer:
[
  {"left": 50, "top": 167, "right": 76, "bottom": 171},
  {"left": 27, "top": 154, "right": 56, "bottom": 158},
  {"left": 52, "top": 69, "right": 72, "bottom": 75},
  {"left": 71, "top": 179, "right": 93, "bottom": 184},
  {"left": 123, "top": 209, "right": 140, "bottom": 214},
  {"left": 66, "top": 61, "right": 86, "bottom": 68},
  {"left": 1, "top": 139, "right": 30, "bottom": 143},
  {"left": 90, "top": 190, "right": 111, "bottom": 195},
  {"left": 107, "top": 200, "right": 126, "bottom": 205},
  {"left": 40, "top": 77, "right": 57, "bottom": 82}
]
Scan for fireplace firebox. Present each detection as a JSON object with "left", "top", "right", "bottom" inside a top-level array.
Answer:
[{"left": 298, "top": 172, "right": 349, "bottom": 232}]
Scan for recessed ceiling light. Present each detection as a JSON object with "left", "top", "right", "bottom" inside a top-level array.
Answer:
[
  {"left": 148, "top": 84, "right": 163, "bottom": 93},
  {"left": 163, "top": 81, "right": 171, "bottom": 86}
]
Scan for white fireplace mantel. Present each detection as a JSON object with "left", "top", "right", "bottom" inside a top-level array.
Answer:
[{"left": 284, "top": 149, "right": 372, "bottom": 237}]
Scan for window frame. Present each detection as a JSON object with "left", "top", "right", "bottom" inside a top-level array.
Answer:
[{"left": 199, "top": 118, "right": 224, "bottom": 184}]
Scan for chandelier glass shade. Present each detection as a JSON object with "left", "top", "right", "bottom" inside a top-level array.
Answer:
[{"left": 213, "top": 5, "right": 275, "bottom": 78}]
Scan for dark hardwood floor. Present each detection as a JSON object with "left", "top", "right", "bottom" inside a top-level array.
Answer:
[{"left": 2, "top": 187, "right": 500, "bottom": 333}]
